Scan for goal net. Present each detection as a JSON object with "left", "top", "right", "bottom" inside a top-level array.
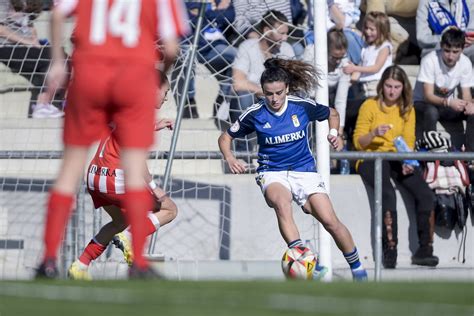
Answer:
[{"left": 0, "top": 2, "right": 324, "bottom": 280}]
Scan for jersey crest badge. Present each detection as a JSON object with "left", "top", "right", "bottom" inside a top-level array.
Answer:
[
  {"left": 230, "top": 121, "right": 240, "bottom": 133},
  {"left": 291, "top": 115, "right": 300, "bottom": 127}
]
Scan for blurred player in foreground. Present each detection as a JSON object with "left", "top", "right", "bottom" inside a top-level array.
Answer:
[
  {"left": 68, "top": 74, "right": 177, "bottom": 280},
  {"left": 36, "top": 0, "right": 188, "bottom": 279},
  {"left": 218, "top": 58, "right": 368, "bottom": 281}
]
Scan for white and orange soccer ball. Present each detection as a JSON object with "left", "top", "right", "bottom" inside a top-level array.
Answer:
[{"left": 281, "top": 246, "right": 316, "bottom": 280}]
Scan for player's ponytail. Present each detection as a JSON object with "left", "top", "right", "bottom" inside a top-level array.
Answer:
[{"left": 261, "top": 58, "right": 319, "bottom": 95}]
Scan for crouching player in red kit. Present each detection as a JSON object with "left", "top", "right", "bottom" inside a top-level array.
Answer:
[
  {"left": 67, "top": 74, "right": 176, "bottom": 280},
  {"left": 36, "top": 0, "right": 188, "bottom": 279}
]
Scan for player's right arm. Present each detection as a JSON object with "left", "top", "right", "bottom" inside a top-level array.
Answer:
[{"left": 218, "top": 132, "right": 247, "bottom": 174}]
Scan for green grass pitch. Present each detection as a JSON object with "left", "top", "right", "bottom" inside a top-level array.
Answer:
[{"left": 1, "top": 280, "right": 473, "bottom": 316}]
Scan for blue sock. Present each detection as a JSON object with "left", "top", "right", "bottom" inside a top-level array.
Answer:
[
  {"left": 344, "top": 247, "right": 362, "bottom": 270},
  {"left": 288, "top": 239, "right": 303, "bottom": 248}
]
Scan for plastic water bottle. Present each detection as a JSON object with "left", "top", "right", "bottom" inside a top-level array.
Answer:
[
  {"left": 340, "top": 146, "right": 350, "bottom": 174},
  {"left": 393, "top": 136, "right": 419, "bottom": 167}
]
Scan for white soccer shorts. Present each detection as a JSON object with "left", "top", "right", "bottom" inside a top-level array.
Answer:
[{"left": 255, "top": 170, "right": 328, "bottom": 207}]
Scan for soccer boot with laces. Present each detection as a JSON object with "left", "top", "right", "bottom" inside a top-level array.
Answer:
[
  {"left": 312, "top": 263, "right": 328, "bottom": 281},
  {"left": 112, "top": 232, "right": 133, "bottom": 266},
  {"left": 67, "top": 260, "right": 92, "bottom": 280}
]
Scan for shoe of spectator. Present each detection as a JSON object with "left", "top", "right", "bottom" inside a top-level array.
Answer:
[
  {"left": 112, "top": 232, "right": 133, "bottom": 266},
  {"left": 382, "top": 247, "right": 397, "bottom": 269},
  {"left": 412, "top": 246, "right": 439, "bottom": 267},
  {"left": 32, "top": 103, "right": 64, "bottom": 118},
  {"left": 128, "top": 264, "right": 162, "bottom": 280},
  {"left": 67, "top": 260, "right": 92, "bottom": 280},
  {"left": 351, "top": 267, "right": 368, "bottom": 282},
  {"left": 35, "top": 258, "right": 59, "bottom": 279}
]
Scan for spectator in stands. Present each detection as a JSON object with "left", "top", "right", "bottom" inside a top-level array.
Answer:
[
  {"left": 230, "top": 10, "right": 295, "bottom": 154},
  {"left": 304, "top": 28, "right": 350, "bottom": 140},
  {"left": 0, "top": 0, "right": 64, "bottom": 118},
  {"left": 171, "top": 0, "right": 236, "bottom": 119},
  {"left": 305, "top": 0, "right": 363, "bottom": 65},
  {"left": 343, "top": 11, "right": 393, "bottom": 98},
  {"left": 353, "top": 65, "right": 438, "bottom": 269},
  {"left": 364, "top": 0, "right": 415, "bottom": 63},
  {"left": 231, "top": 0, "right": 305, "bottom": 59},
  {"left": 327, "top": 0, "right": 364, "bottom": 65},
  {"left": 232, "top": 0, "right": 293, "bottom": 40},
  {"left": 413, "top": 28, "right": 474, "bottom": 152},
  {"left": 416, "top": 0, "right": 474, "bottom": 64}
]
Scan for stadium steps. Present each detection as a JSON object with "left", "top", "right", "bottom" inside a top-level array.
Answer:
[{"left": 0, "top": 117, "right": 225, "bottom": 177}]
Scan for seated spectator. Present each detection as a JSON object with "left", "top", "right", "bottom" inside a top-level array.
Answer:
[
  {"left": 353, "top": 65, "right": 438, "bottom": 269},
  {"left": 230, "top": 10, "right": 295, "bottom": 154},
  {"left": 0, "top": 0, "right": 64, "bottom": 118},
  {"left": 232, "top": 0, "right": 293, "bottom": 40},
  {"left": 327, "top": 0, "right": 364, "bottom": 65},
  {"left": 231, "top": 0, "right": 305, "bottom": 58},
  {"left": 343, "top": 11, "right": 393, "bottom": 98},
  {"left": 413, "top": 28, "right": 474, "bottom": 152},
  {"left": 304, "top": 0, "right": 363, "bottom": 65},
  {"left": 363, "top": 0, "right": 414, "bottom": 62},
  {"left": 304, "top": 28, "right": 351, "bottom": 140},
  {"left": 416, "top": 0, "right": 474, "bottom": 64},
  {"left": 171, "top": 0, "right": 236, "bottom": 119}
]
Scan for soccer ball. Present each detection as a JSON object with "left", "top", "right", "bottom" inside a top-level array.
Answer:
[{"left": 281, "top": 246, "right": 316, "bottom": 280}]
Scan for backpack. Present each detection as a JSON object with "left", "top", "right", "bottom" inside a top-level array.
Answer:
[
  {"left": 418, "top": 131, "right": 471, "bottom": 230},
  {"left": 424, "top": 160, "right": 470, "bottom": 229}
]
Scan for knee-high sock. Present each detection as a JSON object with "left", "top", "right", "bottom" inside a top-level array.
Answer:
[
  {"left": 123, "top": 212, "right": 160, "bottom": 240},
  {"left": 78, "top": 239, "right": 106, "bottom": 265},
  {"left": 122, "top": 189, "right": 153, "bottom": 269},
  {"left": 43, "top": 190, "right": 74, "bottom": 261}
]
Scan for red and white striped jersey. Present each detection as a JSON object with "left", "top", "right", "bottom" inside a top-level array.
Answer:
[
  {"left": 87, "top": 127, "right": 125, "bottom": 194},
  {"left": 54, "top": 0, "right": 189, "bottom": 64}
]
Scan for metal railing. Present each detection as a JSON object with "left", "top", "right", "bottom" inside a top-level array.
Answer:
[{"left": 2, "top": 150, "right": 473, "bottom": 280}]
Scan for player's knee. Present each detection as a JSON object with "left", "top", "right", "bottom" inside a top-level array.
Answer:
[{"left": 167, "top": 200, "right": 178, "bottom": 221}]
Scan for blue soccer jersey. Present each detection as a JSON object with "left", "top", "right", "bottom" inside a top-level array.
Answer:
[{"left": 227, "top": 95, "right": 330, "bottom": 172}]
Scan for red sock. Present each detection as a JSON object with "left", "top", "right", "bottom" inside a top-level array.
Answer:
[
  {"left": 43, "top": 190, "right": 74, "bottom": 260},
  {"left": 122, "top": 189, "right": 153, "bottom": 269},
  {"left": 79, "top": 240, "right": 106, "bottom": 265}
]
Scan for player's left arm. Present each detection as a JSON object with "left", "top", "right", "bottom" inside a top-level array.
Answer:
[{"left": 327, "top": 107, "right": 342, "bottom": 151}]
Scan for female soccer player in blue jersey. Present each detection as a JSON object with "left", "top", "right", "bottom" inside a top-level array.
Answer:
[{"left": 218, "top": 58, "right": 367, "bottom": 281}]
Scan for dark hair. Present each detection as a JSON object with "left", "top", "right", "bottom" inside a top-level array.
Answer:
[
  {"left": 258, "top": 10, "right": 289, "bottom": 33},
  {"left": 375, "top": 65, "right": 413, "bottom": 120},
  {"left": 260, "top": 58, "right": 318, "bottom": 94},
  {"left": 441, "top": 27, "right": 466, "bottom": 48},
  {"left": 327, "top": 28, "right": 348, "bottom": 51}
]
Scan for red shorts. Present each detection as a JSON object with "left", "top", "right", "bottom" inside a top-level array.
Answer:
[
  {"left": 64, "top": 59, "right": 157, "bottom": 148},
  {"left": 88, "top": 189, "right": 124, "bottom": 210},
  {"left": 88, "top": 188, "right": 158, "bottom": 211}
]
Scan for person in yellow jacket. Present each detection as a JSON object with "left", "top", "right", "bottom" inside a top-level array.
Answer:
[{"left": 353, "top": 65, "right": 438, "bottom": 269}]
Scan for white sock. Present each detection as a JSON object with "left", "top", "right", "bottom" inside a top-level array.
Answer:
[{"left": 148, "top": 212, "right": 161, "bottom": 231}]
